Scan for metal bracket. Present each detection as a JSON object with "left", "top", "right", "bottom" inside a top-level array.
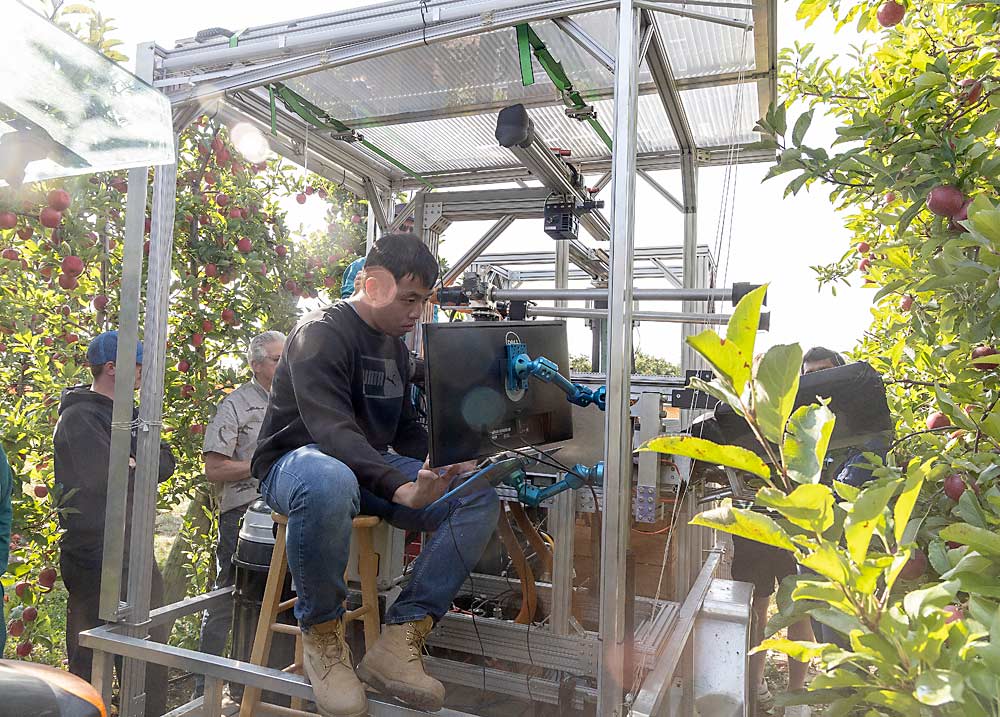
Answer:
[
  {"left": 565, "top": 103, "right": 597, "bottom": 121},
  {"left": 330, "top": 129, "right": 363, "bottom": 143}
]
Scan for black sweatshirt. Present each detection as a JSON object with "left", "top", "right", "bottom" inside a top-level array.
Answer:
[
  {"left": 252, "top": 303, "right": 427, "bottom": 501},
  {"left": 53, "top": 386, "right": 177, "bottom": 566}
]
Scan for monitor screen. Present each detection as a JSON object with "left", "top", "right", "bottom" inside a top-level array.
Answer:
[{"left": 423, "top": 321, "right": 574, "bottom": 468}]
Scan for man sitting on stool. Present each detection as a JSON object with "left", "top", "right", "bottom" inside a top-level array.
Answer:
[{"left": 252, "top": 234, "right": 499, "bottom": 716}]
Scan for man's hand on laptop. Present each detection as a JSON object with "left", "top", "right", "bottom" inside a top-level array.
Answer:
[{"left": 392, "top": 458, "right": 480, "bottom": 509}]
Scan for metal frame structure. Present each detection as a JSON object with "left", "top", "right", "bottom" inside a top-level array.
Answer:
[{"left": 78, "top": 1, "right": 777, "bottom": 715}]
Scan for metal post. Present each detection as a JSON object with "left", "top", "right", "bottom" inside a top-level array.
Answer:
[
  {"left": 119, "top": 147, "right": 179, "bottom": 717},
  {"left": 100, "top": 42, "right": 157, "bottom": 621},
  {"left": 598, "top": 2, "right": 640, "bottom": 714}
]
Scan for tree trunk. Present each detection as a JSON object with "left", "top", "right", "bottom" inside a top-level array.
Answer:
[{"left": 160, "top": 487, "right": 214, "bottom": 636}]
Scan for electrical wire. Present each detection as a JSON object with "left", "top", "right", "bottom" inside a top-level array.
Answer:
[{"left": 443, "top": 500, "right": 488, "bottom": 697}]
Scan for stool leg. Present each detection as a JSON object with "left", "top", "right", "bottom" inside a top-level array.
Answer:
[
  {"left": 239, "top": 524, "right": 289, "bottom": 717},
  {"left": 356, "top": 526, "right": 381, "bottom": 649},
  {"left": 290, "top": 632, "right": 305, "bottom": 712}
]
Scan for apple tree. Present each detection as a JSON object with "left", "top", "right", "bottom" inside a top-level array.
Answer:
[
  {"left": 1, "top": 0, "right": 369, "bottom": 661},
  {"left": 681, "top": 0, "right": 1000, "bottom": 711}
]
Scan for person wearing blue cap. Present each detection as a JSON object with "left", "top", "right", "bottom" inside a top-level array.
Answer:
[
  {"left": 341, "top": 256, "right": 366, "bottom": 300},
  {"left": 53, "top": 330, "right": 176, "bottom": 716}
]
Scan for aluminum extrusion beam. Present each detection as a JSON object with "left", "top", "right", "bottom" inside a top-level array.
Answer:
[
  {"left": 639, "top": 169, "right": 684, "bottom": 212},
  {"left": 442, "top": 215, "right": 515, "bottom": 286},
  {"left": 396, "top": 145, "right": 777, "bottom": 189},
  {"left": 363, "top": 177, "right": 389, "bottom": 231},
  {"left": 511, "top": 266, "right": 663, "bottom": 281},
  {"left": 553, "top": 16, "right": 615, "bottom": 73},
  {"left": 631, "top": 550, "right": 722, "bottom": 717},
  {"left": 500, "top": 131, "right": 612, "bottom": 243},
  {"left": 433, "top": 187, "right": 553, "bottom": 221},
  {"left": 479, "top": 245, "right": 712, "bottom": 265},
  {"left": 637, "top": 0, "right": 754, "bottom": 29},
  {"left": 527, "top": 307, "right": 760, "bottom": 326},
  {"left": 598, "top": 3, "right": 641, "bottom": 713},
  {"left": 495, "top": 286, "right": 738, "bottom": 301}
]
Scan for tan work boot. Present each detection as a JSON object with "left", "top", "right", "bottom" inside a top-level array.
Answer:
[
  {"left": 300, "top": 618, "right": 368, "bottom": 717},
  {"left": 357, "top": 616, "right": 445, "bottom": 711}
]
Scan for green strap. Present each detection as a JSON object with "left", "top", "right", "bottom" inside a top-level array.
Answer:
[
  {"left": 228, "top": 28, "right": 247, "bottom": 48},
  {"left": 272, "top": 83, "right": 435, "bottom": 190},
  {"left": 516, "top": 24, "right": 534, "bottom": 86},
  {"left": 514, "top": 24, "right": 613, "bottom": 151},
  {"left": 268, "top": 86, "right": 278, "bottom": 136}
]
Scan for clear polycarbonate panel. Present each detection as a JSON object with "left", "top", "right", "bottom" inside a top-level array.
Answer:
[
  {"left": 280, "top": 6, "right": 754, "bottom": 128},
  {"left": 0, "top": 2, "right": 174, "bottom": 187},
  {"left": 356, "top": 81, "right": 760, "bottom": 175}
]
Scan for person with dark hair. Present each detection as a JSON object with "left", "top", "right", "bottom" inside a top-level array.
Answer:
[
  {"left": 54, "top": 330, "right": 176, "bottom": 716},
  {"left": 801, "top": 346, "right": 846, "bottom": 374},
  {"left": 253, "top": 233, "right": 499, "bottom": 716}
]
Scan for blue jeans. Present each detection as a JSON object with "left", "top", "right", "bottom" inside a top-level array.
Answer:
[{"left": 262, "top": 445, "right": 500, "bottom": 628}]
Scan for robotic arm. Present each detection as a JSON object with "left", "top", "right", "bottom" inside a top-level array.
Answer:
[{"left": 505, "top": 343, "right": 606, "bottom": 410}]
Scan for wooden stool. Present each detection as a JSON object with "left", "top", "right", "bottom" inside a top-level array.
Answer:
[{"left": 239, "top": 512, "right": 382, "bottom": 717}]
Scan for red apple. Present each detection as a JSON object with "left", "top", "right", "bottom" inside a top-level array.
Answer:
[
  {"left": 275, "top": 245, "right": 288, "bottom": 257},
  {"left": 205, "top": 263, "right": 218, "bottom": 278},
  {"left": 351, "top": 214, "right": 362, "bottom": 224},
  {"left": 39, "top": 207, "right": 62, "bottom": 228},
  {"left": 237, "top": 238, "right": 252, "bottom": 254},
  {"left": 33, "top": 484, "right": 47, "bottom": 498},
  {"left": 211, "top": 137, "right": 224, "bottom": 153},
  {"left": 927, "top": 411, "right": 951, "bottom": 430},
  {"left": 42, "top": 336, "right": 54, "bottom": 347},
  {"left": 885, "top": 192, "right": 897, "bottom": 204},
  {"left": 296, "top": 193, "right": 307, "bottom": 204},
  {"left": 58, "top": 273, "right": 78, "bottom": 291},
  {"left": 16, "top": 641, "right": 33, "bottom": 657},
  {"left": 899, "top": 548, "right": 927, "bottom": 580},
  {"left": 927, "top": 185, "right": 965, "bottom": 217},
  {"left": 943, "top": 605, "right": 963, "bottom": 624},
  {"left": 901, "top": 294, "right": 914, "bottom": 311},
  {"left": 959, "top": 79, "right": 983, "bottom": 105},
  {"left": 38, "top": 567, "right": 56, "bottom": 588},
  {"left": 216, "top": 147, "right": 231, "bottom": 164},
  {"left": 229, "top": 208, "right": 243, "bottom": 220},
  {"left": 877, "top": 0, "right": 905, "bottom": 26},
  {"left": 858, "top": 258, "right": 871, "bottom": 272},
  {"left": 972, "top": 345, "right": 997, "bottom": 370},
  {"left": 305, "top": 185, "right": 314, "bottom": 195},
  {"left": 0, "top": 212, "right": 16, "bottom": 230},
  {"left": 1, "top": 248, "right": 19, "bottom": 261},
  {"left": 944, "top": 473, "right": 967, "bottom": 501},
  {"left": 144, "top": 217, "right": 152, "bottom": 234},
  {"left": 191, "top": 333, "right": 204, "bottom": 347},
  {"left": 181, "top": 384, "right": 195, "bottom": 398},
  {"left": 201, "top": 320, "right": 214, "bottom": 333},
  {"left": 177, "top": 360, "right": 191, "bottom": 373},
  {"left": 64, "top": 332, "right": 78, "bottom": 344},
  {"left": 22, "top": 607, "right": 37, "bottom": 623},
  {"left": 190, "top": 423, "right": 205, "bottom": 435},
  {"left": 221, "top": 308, "right": 236, "bottom": 324},
  {"left": 16, "top": 227, "right": 32, "bottom": 241},
  {"left": 857, "top": 241, "right": 871, "bottom": 253},
  {"left": 284, "top": 280, "right": 299, "bottom": 293},
  {"left": 259, "top": 263, "right": 267, "bottom": 276},
  {"left": 318, "top": 188, "right": 328, "bottom": 199},
  {"left": 93, "top": 294, "right": 109, "bottom": 311},
  {"left": 7, "top": 619, "right": 24, "bottom": 637},
  {"left": 14, "top": 581, "right": 29, "bottom": 598},
  {"left": 215, "top": 193, "right": 230, "bottom": 207},
  {"left": 324, "top": 275, "right": 337, "bottom": 288},
  {"left": 61, "top": 255, "right": 84, "bottom": 277},
  {"left": 47, "top": 189, "right": 71, "bottom": 211}
]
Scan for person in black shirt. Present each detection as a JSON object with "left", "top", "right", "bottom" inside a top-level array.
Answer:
[{"left": 253, "top": 234, "right": 499, "bottom": 716}]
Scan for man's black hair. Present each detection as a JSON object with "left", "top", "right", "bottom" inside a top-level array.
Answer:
[
  {"left": 364, "top": 233, "right": 439, "bottom": 290},
  {"left": 802, "top": 346, "right": 846, "bottom": 371}
]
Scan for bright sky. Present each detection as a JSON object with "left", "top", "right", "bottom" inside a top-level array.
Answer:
[{"left": 95, "top": 0, "right": 877, "bottom": 365}]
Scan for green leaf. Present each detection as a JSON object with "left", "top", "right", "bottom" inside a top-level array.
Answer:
[
  {"left": 752, "top": 638, "right": 837, "bottom": 662},
  {"left": 894, "top": 463, "right": 928, "bottom": 545},
  {"left": 756, "top": 484, "right": 834, "bottom": 534},
  {"left": 913, "top": 669, "right": 964, "bottom": 706},
  {"left": 752, "top": 344, "right": 803, "bottom": 444},
  {"left": 727, "top": 284, "right": 768, "bottom": 360},
  {"left": 783, "top": 403, "right": 835, "bottom": 484},
  {"left": 640, "top": 435, "right": 770, "bottom": 479},
  {"left": 791, "top": 109, "right": 815, "bottom": 147},
  {"left": 914, "top": 71, "right": 947, "bottom": 88},
  {"left": 939, "top": 523, "right": 1000, "bottom": 556},
  {"left": 799, "top": 543, "right": 851, "bottom": 584},
  {"left": 903, "top": 580, "right": 959, "bottom": 619},
  {"left": 686, "top": 330, "right": 752, "bottom": 398},
  {"left": 844, "top": 479, "right": 900, "bottom": 564},
  {"left": 970, "top": 109, "right": 1000, "bottom": 138},
  {"left": 690, "top": 500, "right": 797, "bottom": 551}
]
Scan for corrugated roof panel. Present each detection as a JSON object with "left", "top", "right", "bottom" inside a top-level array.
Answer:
[
  {"left": 282, "top": 8, "right": 754, "bottom": 126},
  {"left": 354, "top": 81, "right": 759, "bottom": 175}
]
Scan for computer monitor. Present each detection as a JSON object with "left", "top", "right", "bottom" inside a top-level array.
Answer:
[{"left": 423, "top": 321, "right": 574, "bottom": 468}]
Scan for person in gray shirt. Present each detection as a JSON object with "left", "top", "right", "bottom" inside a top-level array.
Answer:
[{"left": 195, "top": 330, "right": 286, "bottom": 696}]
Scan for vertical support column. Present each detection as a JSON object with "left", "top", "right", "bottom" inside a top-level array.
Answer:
[
  {"left": 598, "top": 2, "right": 641, "bottom": 715},
  {"left": 99, "top": 43, "right": 158, "bottom": 621},
  {"left": 550, "top": 241, "right": 574, "bottom": 635},
  {"left": 119, "top": 150, "right": 179, "bottom": 717},
  {"left": 679, "top": 169, "right": 701, "bottom": 376}
]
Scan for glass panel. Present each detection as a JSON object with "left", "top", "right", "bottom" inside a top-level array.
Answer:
[{"left": 0, "top": 2, "right": 175, "bottom": 187}]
